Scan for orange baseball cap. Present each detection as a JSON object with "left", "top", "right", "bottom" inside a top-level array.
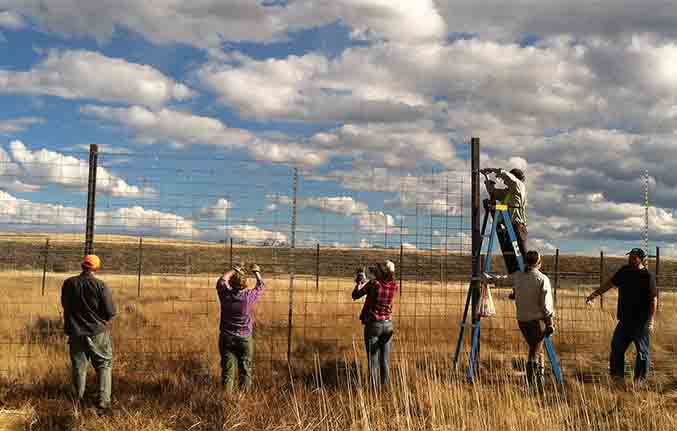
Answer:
[{"left": 82, "top": 254, "right": 101, "bottom": 270}]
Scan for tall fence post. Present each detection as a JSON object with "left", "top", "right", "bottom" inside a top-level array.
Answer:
[
  {"left": 287, "top": 167, "right": 299, "bottom": 363},
  {"left": 554, "top": 248, "right": 560, "bottom": 305},
  {"left": 84, "top": 144, "right": 98, "bottom": 256},
  {"left": 470, "top": 137, "right": 481, "bottom": 322},
  {"left": 41, "top": 238, "right": 50, "bottom": 296},
  {"left": 599, "top": 251, "right": 605, "bottom": 310},
  {"left": 315, "top": 243, "right": 320, "bottom": 291},
  {"left": 655, "top": 246, "right": 661, "bottom": 303},
  {"left": 137, "top": 237, "right": 143, "bottom": 297}
]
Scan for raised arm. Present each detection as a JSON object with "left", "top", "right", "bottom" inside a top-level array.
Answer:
[
  {"left": 352, "top": 279, "right": 371, "bottom": 300},
  {"left": 217, "top": 270, "right": 235, "bottom": 291},
  {"left": 495, "top": 169, "right": 521, "bottom": 194}
]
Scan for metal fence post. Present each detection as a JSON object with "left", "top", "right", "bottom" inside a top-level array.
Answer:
[
  {"left": 655, "top": 246, "right": 661, "bottom": 303},
  {"left": 84, "top": 144, "right": 98, "bottom": 256},
  {"left": 41, "top": 238, "right": 50, "bottom": 296},
  {"left": 554, "top": 248, "right": 560, "bottom": 305},
  {"left": 137, "top": 237, "right": 143, "bottom": 297},
  {"left": 315, "top": 243, "right": 320, "bottom": 291},
  {"left": 599, "top": 251, "right": 605, "bottom": 310},
  {"left": 287, "top": 167, "right": 299, "bottom": 363}
]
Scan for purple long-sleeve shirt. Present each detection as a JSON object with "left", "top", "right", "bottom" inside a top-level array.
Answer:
[{"left": 216, "top": 271, "right": 264, "bottom": 337}]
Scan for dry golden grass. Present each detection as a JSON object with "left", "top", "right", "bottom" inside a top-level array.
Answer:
[{"left": 1, "top": 270, "right": 677, "bottom": 430}]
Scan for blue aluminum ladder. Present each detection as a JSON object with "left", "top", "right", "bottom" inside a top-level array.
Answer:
[{"left": 453, "top": 201, "right": 564, "bottom": 386}]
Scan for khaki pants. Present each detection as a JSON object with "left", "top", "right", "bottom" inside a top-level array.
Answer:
[{"left": 518, "top": 320, "right": 545, "bottom": 389}]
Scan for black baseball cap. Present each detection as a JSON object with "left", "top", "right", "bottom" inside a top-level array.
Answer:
[{"left": 626, "top": 248, "right": 646, "bottom": 259}]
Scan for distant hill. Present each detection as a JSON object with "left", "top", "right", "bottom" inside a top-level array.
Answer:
[{"left": 0, "top": 233, "right": 672, "bottom": 284}]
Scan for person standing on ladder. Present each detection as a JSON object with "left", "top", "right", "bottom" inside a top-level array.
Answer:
[
  {"left": 484, "top": 250, "right": 555, "bottom": 391},
  {"left": 480, "top": 167, "right": 528, "bottom": 273}
]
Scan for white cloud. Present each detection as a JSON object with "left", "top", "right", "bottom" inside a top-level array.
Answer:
[
  {"left": 359, "top": 238, "right": 371, "bottom": 248},
  {"left": 6, "top": 140, "right": 155, "bottom": 198},
  {"left": 0, "top": 50, "right": 193, "bottom": 107},
  {"left": 355, "top": 211, "right": 403, "bottom": 234},
  {"left": 0, "top": 117, "right": 44, "bottom": 135},
  {"left": 311, "top": 121, "right": 455, "bottom": 168},
  {"left": 198, "top": 53, "right": 425, "bottom": 123},
  {"left": 6, "top": 0, "right": 445, "bottom": 48},
  {"left": 0, "top": 10, "right": 25, "bottom": 30},
  {"left": 226, "top": 224, "right": 287, "bottom": 245},
  {"left": 98, "top": 206, "right": 199, "bottom": 238},
  {"left": 83, "top": 105, "right": 331, "bottom": 167},
  {"left": 432, "top": 0, "right": 677, "bottom": 41},
  {"left": 81, "top": 105, "right": 253, "bottom": 148},
  {"left": 247, "top": 138, "right": 329, "bottom": 167},
  {"left": 302, "top": 196, "right": 368, "bottom": 216},
  {"left": 0, "top": 191, "right": 198, "bottom": 237},
  {"left": 199, "top": 198, "right": 232, "bottom": 219}
]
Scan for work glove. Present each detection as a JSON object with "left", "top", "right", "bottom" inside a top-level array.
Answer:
[
  {"left": 508, "top": 289, "right": 515, "bottom": 300},
  {"left": 250, "top": 264, "right": 262, "bottom": 274}
]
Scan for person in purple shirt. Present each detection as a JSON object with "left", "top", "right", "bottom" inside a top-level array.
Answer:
[{"left": 216, "top": 263, "right": 264, "bottom": 390}]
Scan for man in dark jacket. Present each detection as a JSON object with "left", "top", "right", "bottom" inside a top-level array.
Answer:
[
  {"left": 586, "top": 248, "right": 657, "bottom": 387},
  {"left": 61, "top": 254, "right": 116, "bottom": 412}
]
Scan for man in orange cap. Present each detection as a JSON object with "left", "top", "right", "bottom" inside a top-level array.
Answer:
[{"left": 61, "top": 254, "right": 116, "bottom": 414}]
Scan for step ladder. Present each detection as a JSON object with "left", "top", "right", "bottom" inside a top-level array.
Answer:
[{"left": 452, "top": 200, "right": 564, "bottom": 386}]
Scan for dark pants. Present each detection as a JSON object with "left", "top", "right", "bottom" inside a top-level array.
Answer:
[
  {"left": 518, "top": 320, "right": 545, "bottom": 388},
  {"left": 68, "top": 332, "right": 113, "bottom": 408},
  {"left": 364, "top": 320, "right": 394, "bottom": 387},
  {"left": 219, "top": 333, "right": 253, "bottom": 391},
  {"left": 497, "top": 222, "right": 527, "bottom": 273},
  {"left": 610, "top": 322, "right": 651, "bottom": 381}
]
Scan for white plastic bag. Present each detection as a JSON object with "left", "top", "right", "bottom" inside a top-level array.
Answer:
[{"left": 479, "top": 284, "right": 496, "bottom": 317}]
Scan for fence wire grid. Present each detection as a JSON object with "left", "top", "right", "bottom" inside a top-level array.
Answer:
[{"left": 1, "top": 145, "right": 676, "bottom": 384}]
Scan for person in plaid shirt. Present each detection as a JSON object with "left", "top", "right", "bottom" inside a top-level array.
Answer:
[{"left": 352, "top": 260, "right": 398, "bottom": 386}]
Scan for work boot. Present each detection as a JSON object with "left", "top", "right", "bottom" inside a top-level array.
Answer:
[
  {"left": 533, "top": 361, "right": 545, "bottom": 394},
  {"left": 525, "top": 361, "right": 545, "bottom": 394}
]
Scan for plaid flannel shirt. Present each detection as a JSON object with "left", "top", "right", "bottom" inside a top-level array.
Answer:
[{"left": 352, "top": 279, "right": 398, "bottom": 323}]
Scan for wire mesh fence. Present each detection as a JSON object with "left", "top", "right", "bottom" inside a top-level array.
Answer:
[{"left": 1, "top": 145, "right": 676, "bottom": 384}]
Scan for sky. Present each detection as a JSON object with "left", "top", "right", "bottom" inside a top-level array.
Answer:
[{"left": 0, "top": 1, "right": 677, "bottom": 256}]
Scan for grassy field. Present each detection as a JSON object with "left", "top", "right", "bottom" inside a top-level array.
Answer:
[{"left": 2, "top": 264, "right": 677, "bottom": 430}]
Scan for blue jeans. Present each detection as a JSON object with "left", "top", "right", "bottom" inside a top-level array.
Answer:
[
  {"left": 68, "top": 332, "right": 113, "bottom": 408},
  {"left": 364, "top": 320, "right": 394, "bottom": 386},
  {"left": 610, "top": 322, "right": 651, "bottom": 381}
]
